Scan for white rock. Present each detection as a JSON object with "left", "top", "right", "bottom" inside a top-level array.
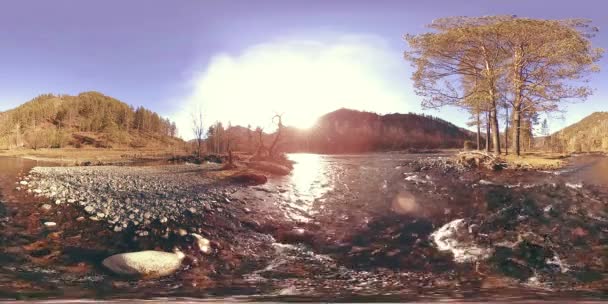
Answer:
[
  {"left": 41, "top": 204, "right": 52, "bottom": 211},
  {"left": 191, "top": 233, "right": 211, "bottom": 254},
  {"left": 55, "top": 199, "right": 62, "bottom": 205},
  {"left": 84, "top": 205, "right": 95, "bottom": 214},
  {"left": 478, "top": 179, "right": 494, "bottom": 185},
  {"left": 20, "top": 181, "right": 28, "bottom": 185},
  {"left": 102, "top": 249, "right": 185, "bottom": 278},
  {"left": 43, "top": 222, "right": 57, "bottom": 227},
  {"left": 430, "top": 219, "right": 491, "bottom": 263},
  {"left": 565, "top": 182, "right": 582, "bottom": 189}
]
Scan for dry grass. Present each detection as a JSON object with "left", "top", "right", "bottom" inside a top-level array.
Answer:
[
  {"left": 503, "top": 151, "right": 567, "bottom": 170},
  {"left": 0, "top": 147, "right": 188, "bottom": 165}
]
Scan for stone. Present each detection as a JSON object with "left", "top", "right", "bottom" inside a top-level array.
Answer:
[
  {"left": 55, "top": 199, "right": 62, "bottom": 205},
  {"left": 20, "top": 181, "right": 28, "bottom": 185},
  {"left": 177, "top": 229, "right": 188, "bottom": 236},
  {"left": 43, "top": 221, "right": 57, "bottom": 228},
  {"left": 431, "top": 219, "right": 492, "bottom": 263},
  {"left": 41, "top": 204, "right": 52, "bottom": 211},
  {"left": 84, "top": 205, "right": 95, "bottom": 214},
  {"left": 190, "top": 233, "right": 211, "bottom": 254},
  {"left": 102, "top": 249, "right": 185, "bottom": 278}
]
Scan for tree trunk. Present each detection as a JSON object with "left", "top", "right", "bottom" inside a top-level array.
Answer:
[
  {"left": 504, "top": 106, "right": 509, "bottom": 155},
  {"left": 485, "top": 111, "right": 491, "bottom": 152},
  {"left": 476, "top": 112, "right": 481, "bottom": 150},
  {"left": 512, "top": 47, "right": 524, "bottom": 157},
  {"left": 513, "top": 107, "right": 521, "bottom": 156},
  {"left": 490, "top": 106, "right": 501, "bottom": 156}
]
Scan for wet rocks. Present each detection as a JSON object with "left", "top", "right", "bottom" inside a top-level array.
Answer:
[
  {"left": 190, "top": 233, "right": 211, "bottom": 254},
  {"left": 102, "top": 249, "right": 185, "bottom": 278},
  {"left": 0, "top": 201, "right": 6, "bottom": 218},
  {"left": 430, "top": 219, "right": 491, "bottom": 263},
  {"left": 43, "top": 221, "right": 57, "bottom": 228},
  {"left": 229, "top": 172, "right": 268, "bottom": 185}
]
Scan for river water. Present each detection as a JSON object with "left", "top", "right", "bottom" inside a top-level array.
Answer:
[{"left": 0, "top": 153, "right": 607, "bottom": 302}]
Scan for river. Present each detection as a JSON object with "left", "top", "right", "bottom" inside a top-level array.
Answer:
[{"left": 0, "top": 153, "right": 606, "bottom": 302}]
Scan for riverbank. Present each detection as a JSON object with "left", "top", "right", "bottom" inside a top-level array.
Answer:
[
  {"left": 0, "top": 148, "right": 188, "bottom": 165},
  {"left": 1, "top": 152, "right": 607, "bottom": 301}
]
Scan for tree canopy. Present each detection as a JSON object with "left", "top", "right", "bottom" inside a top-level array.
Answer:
[{"left": 405, "top": 16, "right": 603, "bottom": 155}]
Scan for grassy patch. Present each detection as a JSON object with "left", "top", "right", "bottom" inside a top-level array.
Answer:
[{"left": 503, "top": 151, "right": 567, "bottom": 170}]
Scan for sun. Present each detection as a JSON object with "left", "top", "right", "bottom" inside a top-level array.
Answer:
[{"left": 173, "top": 35, "right": 412, "bottom": 138}]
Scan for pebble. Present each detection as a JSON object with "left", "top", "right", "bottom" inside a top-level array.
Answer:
[
  {"left": 191, "top": 233, "right": 211, "bottom": 254},
  {"left": 84, "top": 205, "right": 95, "bottom": 214},
  {"left": 43, "top": 221, "right": 57, "bottom": 227},
  {"left": 41, "top": 204, "right": 52, "bottom": 211}
]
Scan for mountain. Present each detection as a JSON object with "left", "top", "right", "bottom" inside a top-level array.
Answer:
[
  {"left": 0, "top": 92, "right": 182, "bottom": 149},
  {"left": 550, "top": 112, "right": 608, "bottom": 153},
  {"left": 218, "top": 109, "right": 473, "bottom": 154}
]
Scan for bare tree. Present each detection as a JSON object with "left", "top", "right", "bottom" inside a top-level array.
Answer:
[
  {"left": 191, "top": 110, "right": 204, "bottom": 158},
  {"left": 254, "top": 126, "right": 265, "bottom": 157},
  {"left": 268, "top": 113, "right": 284, "bottom": 158}
]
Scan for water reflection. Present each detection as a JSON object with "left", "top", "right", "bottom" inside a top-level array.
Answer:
[{"left": 273, "top": 153, "right": 331, "bottom": 222}]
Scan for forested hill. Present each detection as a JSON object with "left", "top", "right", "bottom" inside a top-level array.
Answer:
[
  {"left": 550, "top": 112, "right": 608, "bottom": 153},
  {"left": 0, "top": 92, "right": 181, "bottom": 149},
  {"left": 280, "top": 108, "right": 473, "bottom": 153}
]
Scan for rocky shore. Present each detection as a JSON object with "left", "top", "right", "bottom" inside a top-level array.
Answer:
[
  {"left": 3, "top": 152, "right": 607, "bottom": 300},
  {"left": 391, "top": 155, "right": 608, "bottom": 289},
  {"left": 11, "top": 162, "right": 295, "bottom": 286},
  {"left": 26, "top": 164, "right": 238, "bottom": 235}
]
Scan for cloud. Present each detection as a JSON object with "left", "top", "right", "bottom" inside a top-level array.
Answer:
[{"left": 170, "top": 34, "right": 417, "bottom": 139}]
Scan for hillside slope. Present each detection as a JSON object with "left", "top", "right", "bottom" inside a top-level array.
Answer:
[
  {"left": 550, "top": 112, "right": 608, "bottom": 153},
  {"left": 0, "top": 92, "right": 182, "bottom": 149},
  {"left": 218, "top": 109, "right": 473, "bottom": 154}
]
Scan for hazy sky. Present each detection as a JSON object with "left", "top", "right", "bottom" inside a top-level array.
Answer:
[{"left": 0, "top": 0, "right": 606, "bottom": 137}]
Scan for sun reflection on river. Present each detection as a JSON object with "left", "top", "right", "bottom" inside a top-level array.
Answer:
[{"left": 279, "top": 153, "right": 331, "bottom": 222}]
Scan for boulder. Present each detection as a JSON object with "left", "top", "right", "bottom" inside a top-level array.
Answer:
[{"left": 102, "top": 249, "right": 185, "bottom": 278}]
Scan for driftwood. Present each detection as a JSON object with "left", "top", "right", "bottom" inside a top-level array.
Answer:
[{"left": 457, "top": 151, "right": 506, "bottom": 170}]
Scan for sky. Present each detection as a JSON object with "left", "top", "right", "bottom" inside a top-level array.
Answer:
[{"left": 0, "top": 0, "right": 606, "bottom": 138}]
